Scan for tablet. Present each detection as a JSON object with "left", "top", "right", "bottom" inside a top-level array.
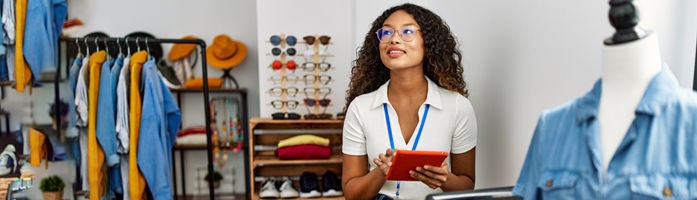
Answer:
[{"left": 385, "top": 150, "right": 449, "bottom": 181}]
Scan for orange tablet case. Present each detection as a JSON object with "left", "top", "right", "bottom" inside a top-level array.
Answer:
[{"left": 385, "top": 150, "right": 449, "bottom": 181}]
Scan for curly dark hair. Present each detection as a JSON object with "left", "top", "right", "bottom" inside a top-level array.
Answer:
[{"left": 344, "top": 3, "right": 468, "bottom": 111}]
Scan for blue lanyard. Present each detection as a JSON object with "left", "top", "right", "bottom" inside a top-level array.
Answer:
[
  {"left": 383, "top": 103, "right": 431, "bottom": 150},
  {"left": 383, "top": 103, "right": 430, "bottom": 199}
]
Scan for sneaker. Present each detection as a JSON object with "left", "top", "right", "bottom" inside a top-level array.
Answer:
[
  {"left": 279, "top": 176, "right": 299, "bottom": 198},
  {"left": 0, "top": 144, "right": 17, "bottom": 176},
  {"left": 299, "top": 172, "right": 321, "bottom": 198},
  {"left": 322, "top": 171, "right": 343, "bottom": 197},
  {"left": 259, "top": 178, "right": 279, "bottom": 198}
]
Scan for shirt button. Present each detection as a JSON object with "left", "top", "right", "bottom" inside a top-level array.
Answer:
[
  {"left": 663, "top": 186, "right": 673, "bottom": 197},
  {"left": 545, "top": 179, "right": 553, "bottom": 188}
]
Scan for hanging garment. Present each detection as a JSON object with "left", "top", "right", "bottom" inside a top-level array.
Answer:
[
  {"left": 96, "top": 57, "right": 123, "bottom": 198},
  {"left": 2, "top": 0, "right": 15, "bottom": 45},
  {"left": 13, "top": 0, "right": 29, "bottom": 92},
  {"left": 116, "top": 56, "right": 131, "bottom": 200},
  {"left": 138, "top": 57, "right": 181, "bottom": 199},
  {"left": 128, "top": 51, "right": 147, "bottom": 200},
  {"left": 23, "top": 0, "right": 66, "bottom": 78},
  {"left": 87, "top": 51, "right": 106, "bottom": 200},
  {"left": 75, "top": 56, "right": 90, "bottom": 192},
  {"left": 514, "top": 67, "right": 697, "bottom": 199},
  {"left": 66, "top": 56, "right": 83, "bottom": 138}
]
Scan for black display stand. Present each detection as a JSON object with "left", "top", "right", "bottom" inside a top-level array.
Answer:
[{"left": 55, "top": 37, "right": 250, "bottom": 200}]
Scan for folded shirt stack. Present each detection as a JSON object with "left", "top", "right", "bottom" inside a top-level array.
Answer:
[
  {"left": 175, "top": 126, "right": 208, "bottom": 146},
  {"left": 276, "top": 134, "right": 331, "bottom": 160}
]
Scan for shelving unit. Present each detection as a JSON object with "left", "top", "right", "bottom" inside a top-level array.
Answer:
[
  {"left": 248, "top": 118, "right": 344, "bottom": 200},
  {"left": 171, "top": 87, "right": 250, "bottom": 200}
]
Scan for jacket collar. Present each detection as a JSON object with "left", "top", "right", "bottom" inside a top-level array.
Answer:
[{"left": 575, "top": 65, "right": 679, "bottom": 124}]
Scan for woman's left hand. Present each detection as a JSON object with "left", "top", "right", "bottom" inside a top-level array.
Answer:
[{"left": 410, "top": 161, "right": 450, "bottom": 189}]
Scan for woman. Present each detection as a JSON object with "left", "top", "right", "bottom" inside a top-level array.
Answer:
[{"left": 342, "top": 3, "right": 477, "bottom": 200}]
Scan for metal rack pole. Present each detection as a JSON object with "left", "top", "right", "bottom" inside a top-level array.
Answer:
[{"left": 57, "top": 37, "right": 218, "bottom": 200}]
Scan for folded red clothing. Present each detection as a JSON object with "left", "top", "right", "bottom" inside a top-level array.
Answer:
[
  {"left": 276, "top": 144, "right": 331, "bottom": 160},
  {"left": 177, "top": 125, "right": 207, "bottom": 137}
]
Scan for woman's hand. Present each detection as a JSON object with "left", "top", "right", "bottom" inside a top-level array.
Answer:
[
  {"left": 410, "top": 161, "right": 451, "bottom": 189},
  {"left": 373, "top": 148, "right": 396, "bottom": 176}
]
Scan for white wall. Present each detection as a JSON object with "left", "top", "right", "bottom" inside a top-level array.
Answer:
[
  {"left": 355, "top": 0, "right": 696, "bottom": 189},
  {"left": 3, "top": 0, "right": 694, "bottom": 198}
]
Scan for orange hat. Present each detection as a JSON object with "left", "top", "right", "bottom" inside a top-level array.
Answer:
[
  {"left": 168, "top": 35, "right": 198, "bottom": 61},
  {"left": 206, "top": 34, "right": 247, "bottom": 70}
]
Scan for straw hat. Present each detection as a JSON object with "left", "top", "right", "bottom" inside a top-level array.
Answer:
[
  {"left": 206, "top": 34, "right": 247, "bottom": 70},
  {"left": 168, "top": 35, "right": 198, "bottom": 61}
]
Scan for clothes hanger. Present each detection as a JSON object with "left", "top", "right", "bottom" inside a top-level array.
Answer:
[
  {"left": 94, "top": 37, "right": 101, "bottom": 52},
  {"left": 84, "top": 37, "right": 90, "bottom": 55},
  {"left": 75, "top": 38, "right": 83, "bottom": 58},
  {"left": 103, "top": 37, "right": 111, "bottom": 59},
  {"left": 116, "top": 38, "right": 124, "bottom": 58}
]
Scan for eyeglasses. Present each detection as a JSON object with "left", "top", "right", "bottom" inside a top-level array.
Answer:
[
  {"left": 304, "top": 98, "right": 331, "bottom": 107},
  {"left": 270, "top": 100, "right": 299, "bottom": 110},
  {"left": 268, "top": 87, "right": 299, "bottom": 97},
  {"left": 375, "top": 25, "right": 420, "bottom": 42},
  {"left": 303, "top": 35, "right": 331, "bottom": 45},
  {"left": 272, "top": 112, "right": 301, "bottom": 120},
  {"left": 271, "top": 60, "right": 297, "bottom": 71},
  {"left": 271, "top": 47, "right": 297, "bottom": 56},
  {"left": 303, "top": 87, "right": 331, "bottom": 98},
  {"left": 302, "top": 74, "right": 332, "bottom": 85},
  {"left": 301, "top": 62, "right": 331, "bottom": 72},
  {"left": 269, "top": 74, "right": 300, "bottom": 84},
  {"left": 270, "top": 35, "right": 297, "bottom": 46}
]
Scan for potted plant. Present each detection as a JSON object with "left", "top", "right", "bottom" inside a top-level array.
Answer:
[
  {"left": 204, "top": 171, "right": 223, "bottom": 189},
  {"left": 39, "top": 175, "right": 65, "bottom": 200}
]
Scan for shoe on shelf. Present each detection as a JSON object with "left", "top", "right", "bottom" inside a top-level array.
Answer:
[
  {"left": 259, "top": 178, "right": 279, "bottom": 199},
  {"left": 322, "top": 171, "right": 343, "bottom": 197},
  {"left": 299, "top": 172, "right": 322, "bottom": 198},
  {"left": 279, "top": 176, "right": 299, "bottom": 198}
]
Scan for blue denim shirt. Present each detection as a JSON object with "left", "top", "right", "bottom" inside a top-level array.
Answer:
[
  {"left": 23, "top": 0, "right": 66, "bottom": 76},
  {"left": 137, "top": 58, "right": 181, "bottom": 199},
  {"left": 514, "top": 67, "right": 697, "bottom": 199},
  {"left": 96, "top": 58, "right": 120, "bottom": 167}
]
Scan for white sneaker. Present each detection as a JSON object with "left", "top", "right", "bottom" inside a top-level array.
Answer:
[
  {"left": 259, "top": 178, "right": 279, "bottom": 199},
  {"left": 0, "top": 145, "right": 17, "bottom": 176},
  {"left": 279, "top": 177, "right": 299, "bottom": 198}
]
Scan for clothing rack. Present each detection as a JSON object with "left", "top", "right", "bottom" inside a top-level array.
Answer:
[{"left": 55, "top": 37, "right": 221, "bottom": 199}]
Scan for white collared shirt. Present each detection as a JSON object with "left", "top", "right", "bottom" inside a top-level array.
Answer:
[{"left": 342, "top": 76, "right": 477, "bottom": 199}]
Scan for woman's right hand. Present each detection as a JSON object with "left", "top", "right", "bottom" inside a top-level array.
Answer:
[{"left": 373, "top": 148, "right": 396, "bottom": 176}]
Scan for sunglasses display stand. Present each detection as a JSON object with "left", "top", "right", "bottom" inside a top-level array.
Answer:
[
  {"left": 303, "top": 35, "right": 333, "bottom": 120},
  {"left": 269, "top": 34, "right": 302, "bottom": 120}
]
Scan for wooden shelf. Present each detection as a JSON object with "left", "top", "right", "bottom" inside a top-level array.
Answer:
[
  {"left": 170, "top": 88, "right": 248, "bottom": 93},
  {"left": 253, "top": 154, "right": 342, "bottom": 167},
  {"left": 249, "top": 118, "right": 344, "bottom": 200},
  {"left": 252, "top": 193, "right": 344, "bottom": 200}
]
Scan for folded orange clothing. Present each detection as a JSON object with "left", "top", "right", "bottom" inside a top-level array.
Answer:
[{"left": 184, "top": 78, "right": 222, "bottom": 89}]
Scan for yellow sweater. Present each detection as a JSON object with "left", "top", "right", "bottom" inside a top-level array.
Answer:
[
  {"left": 129, "top": 51, "right": 148, "bottom": 200},
  {"left": 87, "top": 51, "right": 106, "bottom": 200},
  {"left": 14, "top": 0, "right": 30, "bottom": 93}
]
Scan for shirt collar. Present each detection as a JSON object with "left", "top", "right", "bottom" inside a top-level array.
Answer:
[
  {"left": 370, "top": 76, "right": 444, "bottom": 110},
  {"left": 575, "top": 65, "right": 679, "bottom": 123}
]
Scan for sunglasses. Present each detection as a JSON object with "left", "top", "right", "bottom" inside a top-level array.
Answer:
[
  {"left": 303, "top": 87, "right": 331, "bottom": 98},
  {"left": 302, "top": 74, "right": 332, "bottom": 85},
  {"left": 270, "top": 100, "right": 299, "bottom": 110},
  {"left": 376, "top": 25, "right": 420, "bottom": 43},
  {"left": 268, "top": 87, "right": 299, "bottom": 97},
  {"left": 304, "top": 113, "right": 333, "bottom": 120},
  {"left": 304, "top": 98, "right": 331, "bottom": 107},
  {"left": 269, "top": 74, "right": 300, "bottom": 84},
  {"left": 272, "top": 112, "right": 301, "bottom": 120},
  {"left": 303, "top": 35, "right": 331, "bottom": 45},
  {"left": 271, "top": 47, "right": 297, "bottom": 56},
  {"left": 301, "top": 62, "right": 331, "bottom": 72},
  {"left": 271, "top": 60, "right": 297, "bottom": 71},
  {"left": 270, "top": 35, "right": 297, "bottom": 46}
]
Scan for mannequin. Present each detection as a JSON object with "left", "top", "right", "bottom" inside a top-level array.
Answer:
[{"left": 597, "top": 0, "right": 661, "bottom": 171}]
